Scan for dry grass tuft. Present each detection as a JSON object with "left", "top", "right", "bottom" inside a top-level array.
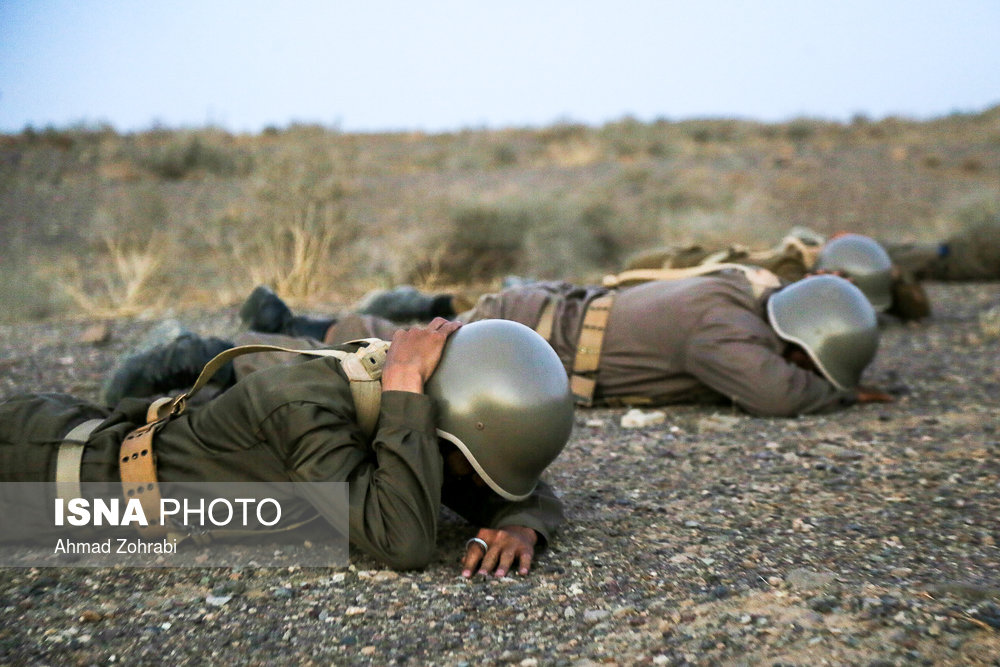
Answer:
[{"left": 49, "top": 234, "right": 167, "bottom": 317}]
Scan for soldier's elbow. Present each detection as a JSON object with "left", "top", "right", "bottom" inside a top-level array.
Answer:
[
  {"left": 740, "top": 400, "right": 801, "bottom": 418},
  {"left": 380, "top": 540, "right": 435, "bottom": 571}
]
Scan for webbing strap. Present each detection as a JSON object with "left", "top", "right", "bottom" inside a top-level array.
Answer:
[
  {"left": 119, "top": 421, "right": 168, "bottom": 538},
  {"left": 118, "top": 339, "right": 390, "bottom": 540},
  {"left": 534, "top": 299, "right": 557, "bottom": 341},
  {"left": 148, "top": 339, "right": 390, "bottom": 437},
  {"left": 754, "top": 234, "right": 822, "bottom": 270},
  {"left": 55, "top": 418, "right": 104, "bottom": 501},
  {"left": 602, "top": 263, "right": 782, "bottom": 298},
  {"left": 570, "top": 294, "right": 614, "bottom": 406}
]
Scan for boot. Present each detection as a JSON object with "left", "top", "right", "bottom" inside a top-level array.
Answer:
[
  {"left": 284, "top": 314, "right": 338, "bottom": 341},
  {"left": 239, "top": 285, "right": 292, "bottom": 333},
  {"left": 102, "top": 332, "right": 235, "bottom": 406},
  {"left": 239, "top": 285, "right": 336, "bottom": 340},
  {"left": 356, "top": 286, "right": 459, "bottom": 322}
]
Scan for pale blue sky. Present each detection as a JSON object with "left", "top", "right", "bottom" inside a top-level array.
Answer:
[{"left": 1, "top": 0, "right": 998, "bottom": 134}]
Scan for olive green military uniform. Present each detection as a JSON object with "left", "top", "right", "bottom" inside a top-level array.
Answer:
[
  {"left": 881, "top": 216, "right": 1000, "bottom": 281},
  {"left": 319, "top": 272, "right": 856, "bottom": 417},
  {"left": 0, "top": 352, "right": 564, "bottom": 570},
  {"left": 624, "top": 234, "right": 930, "bottom": 321}
]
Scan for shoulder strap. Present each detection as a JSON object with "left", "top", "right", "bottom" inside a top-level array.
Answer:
[
  {"left": 118, "top": 339, "right": 390, "bottom": 542},
  {"left": 602, "top": 263, "right": 783, "bottom": 298},
  {"left": 55, "top": 418, "right": 105, "bottom": 501},
  {"left": 748, "top": 234, "right": 822, "bottom": 270},
  {"left": 149, "top": 339, "right": 391, "bottom": 438}
]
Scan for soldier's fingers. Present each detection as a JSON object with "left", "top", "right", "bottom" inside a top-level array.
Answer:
[
  {"left": 516, "top": 549, "right": 533, "bottom": 576},
  {"left": 477, "top": 543, "right": 502, "bottom": 576},
  {"left": 461, "top": 540, "right": 487, "bottom": 578},
  {"left": 427, "top": 317, "right": 460, "bottom": 333},
  {"left": 494, "top": 545, "right": 519, "bottom": 578}
]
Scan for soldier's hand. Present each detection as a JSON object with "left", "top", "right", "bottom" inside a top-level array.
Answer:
[
  {"left": 461, "top": 525, "right": 538, "bottom": 578},
  {"left": 856, "top": 385, "right": 894, "bottom": 403},
  {"left": 382, "top": 318, "right": 462, "bottom": 394}
]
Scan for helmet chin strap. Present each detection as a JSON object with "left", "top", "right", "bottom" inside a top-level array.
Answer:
[{"left": 436, "top": 429, "right": 533, "bottom": 502}]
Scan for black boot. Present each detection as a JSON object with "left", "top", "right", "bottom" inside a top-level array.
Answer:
[
  {"left": 239, "top": 285, "right": 336, "bottom": 339},
  {"left": 102, "top": 332, "right": 235, "bottom": 406},
  {"left": 239, "top": 285, "right": 292, "bottom": 333},
  {"left": 284, "top": 315, "right": 337, "bottom": 341},
  {"left": 357, "top": 286, "right": 459, "bottom": 321}
]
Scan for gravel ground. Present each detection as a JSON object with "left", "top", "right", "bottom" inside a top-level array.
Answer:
[{"left": 1, "top": 282, "right": 999, "bottom": 666}]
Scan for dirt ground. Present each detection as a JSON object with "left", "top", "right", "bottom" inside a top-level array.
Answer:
[{"left": 1, "top": 281, "right": 999, "bottom": 666}]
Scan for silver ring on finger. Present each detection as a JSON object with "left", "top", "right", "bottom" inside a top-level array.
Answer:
[{"left": 465, "top": 537, "right": 489, "bottom": 553}]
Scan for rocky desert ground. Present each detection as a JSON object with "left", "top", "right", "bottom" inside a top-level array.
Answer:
[{"left": 1, "top": 280, "right": 998, "bottom": 666}]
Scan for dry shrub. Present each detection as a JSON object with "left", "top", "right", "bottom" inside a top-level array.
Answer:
[
  {"left": 229, "top": 159, "right": 358, "bottom": 301},
  {"left": 413, "top": 205, "right": 530, "bottom": 284},
  {"left": 41, "top": 188, "right": 173, "bottom": 316},
  {"left": 137, "top": 132, "right": 252, "bottom": 180},
  {"left": 48, "top": 233, "right": 167, "bottom": 317},
  {"left": 412, "top": 195, "right": 657, "bottom": 286}
]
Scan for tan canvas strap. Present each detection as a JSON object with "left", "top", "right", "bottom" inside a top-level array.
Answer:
[
  {"left": 118, "top": 340, "right": 390, "bottom": 540},
  {"left": 785, "top": 234, "right": 823, "bottom": 270},
  {"left": 570, "top": 294, "right": 614, "bottom": 406},
  {"left": 749, "top": 234, "right": 823, "bottom": 270},
  {"left": 534, "top": 298, "right": 557, "bottom": 341},
  {"left": 147, "top": 339, "right": 390, "bottom": 437},
  {"left": 119, "top": 419, "right": 169, "bottom": 538},
  {"left": 55, "top": 418, "right": 104, "bottom": 501},
  {"left": 602, "top": 263, "right": 782, "bottom": 299}
]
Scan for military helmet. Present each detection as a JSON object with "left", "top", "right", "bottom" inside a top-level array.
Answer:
[
  {"left": 766, "top": 275, "right": 879, "bottom": 390},
  {"left": 814, "top": 234, "right": 894, "bottom": 312},
  {"left": 425, "top": 319, "right": 574, "bottom": 501}
]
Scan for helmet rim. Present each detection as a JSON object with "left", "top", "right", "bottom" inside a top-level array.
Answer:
[{"left": 437, "top": 428, "right": 533, "bottom": 501}]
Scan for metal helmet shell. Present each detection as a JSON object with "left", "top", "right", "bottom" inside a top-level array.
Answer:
[
  {"left": 425, "top": 319, "right": 574, "bottom": 501},
  {"left": 814, "top": 234, "right": 893, "bottom": 312},
  {"left": 766, "top": 275, "right": 879, "bottom": 390}
]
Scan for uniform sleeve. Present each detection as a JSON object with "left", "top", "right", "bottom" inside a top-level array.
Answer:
[
  {"left": 684, "top": 312, "right": 854, "bottom": 417},
  {"left": 441, "top": 479, "right": 565, "bottom": 551},
  {"left": 273, "top": 390, "right": 444, "bottom": 570}
]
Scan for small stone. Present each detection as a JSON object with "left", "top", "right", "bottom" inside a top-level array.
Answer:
[
  {"left": 79, "top": 610, "right": 102, "bottom": 623},
  {"left": 583, "top": 609, "right": 610, "bottom": 623},
  {"left": 564, "top": 606, "right": 576, "bottom": 619},
  {"left": 79, "top": 323, "right": 111, "bottom": 345},
  {"left": 361, "top": 646, "right": 376, "bottom": 656},
  {"left": 710, "top": 585, "right": 730, "bottom": 600},
  {"left": 621, "top": 408, "right": 666, "bottom": 428},
  {"left": 205, "top": 595, "right": 231, "bottom": 607},
  {"left": 785, "top": 568, "right": 837, "bottom": 592},
  {"left": 697, "top": 414, "right": 740, "bottom": 433},
  {"left": 809, "top": 595, "right": 839, "bottom": 614}
]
